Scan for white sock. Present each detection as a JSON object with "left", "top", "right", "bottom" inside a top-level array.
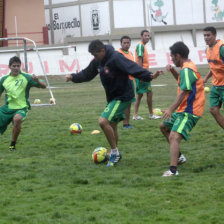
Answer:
[{"left": 111, "top": 148, "right": 119, "bottom": 155}]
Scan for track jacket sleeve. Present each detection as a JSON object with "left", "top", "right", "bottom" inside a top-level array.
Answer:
[
  {"left": 71, "top": 59, "right": 99, "bottom": 83},
  {"left": 114, "top": 54, "right": 152, "bottom": 82}
]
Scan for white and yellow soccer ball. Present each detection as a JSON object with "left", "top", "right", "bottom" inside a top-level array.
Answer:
[
  {"left": 34, "top": 99, "right": 41, "bottom": 104},
  {"left": 50, "top": 98, "right": 55, "bottom": 104},
  {"left": 92, "top": 147, "right": 109, "bottom": 164},
  {"left": 204, "top": 87, "right": 210, "bottom": 93},
  {"left": 153, "top": 108, "right": 163, "bottom": 116},
  {"left": 69, "top": 123, "right": 82, "bottom": 134}
]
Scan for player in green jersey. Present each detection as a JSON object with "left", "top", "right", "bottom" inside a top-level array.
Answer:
[{"left": 0, "top": 56, "right": 46, "bottom": 151}]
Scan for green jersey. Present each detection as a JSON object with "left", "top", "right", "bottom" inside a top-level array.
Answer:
[{"left": 0, "top": 71, "right": 41, "bottom": 109}]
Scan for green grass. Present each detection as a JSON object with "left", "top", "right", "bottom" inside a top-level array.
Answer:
[{"left": 0, "top": 69, "right": 224, "bottom": 223}]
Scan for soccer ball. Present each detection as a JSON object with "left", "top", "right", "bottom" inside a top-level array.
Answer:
[
  {"left": 153, "top": 108, "right": 163, "bottom": 116},
  {"left": 34, "top": 99, "right": 41, "bottom": 104},
  {"left": 92, "top": 147, "right": 109, "bottom": 164},
  {"left": 204, "top": 87, "right": 210, "bottom": 93},
  {"left": 69, "top": 123, "right": 82, "bottom": 134}
]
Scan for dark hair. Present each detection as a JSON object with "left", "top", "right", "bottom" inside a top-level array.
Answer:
[
  {"left": 203, "top": 26, "right": 217, "bottom": 35},
  {"left": 169, "top": 42, "right": 189, "bottom": 59},
  {"left": 120, "top": 35, "right": 131, "bottom": 43},
  {"left": 9, "top": 56, "right": 21, "bottom": 66},
  {"left": 141, "top": 30, "right": 149, "bottom": 36},
  {"left": 88, "top": 39, "right": 105, "bottom": 53}
]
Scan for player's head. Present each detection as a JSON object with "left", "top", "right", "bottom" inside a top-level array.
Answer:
[
  {"left": 169, "top": 42, "right": 189, "bottom": 67},
  {"left": 9, "top": 56, "right": 21, "bottom": 66},
  {"left": 88, "top": 39, "right": 106, "bottom": 61},
  {"left": 9, "top": 56, "right": 21, "bottom": 76},
  {"left": 120, "top": 36, "right": 131, "bottom": 51},
  {"left": 140, "top": 30, "right": 150, "bottom": 44},
  {"left": 203, "top": 26, "right": 217, "bottom": 47}
]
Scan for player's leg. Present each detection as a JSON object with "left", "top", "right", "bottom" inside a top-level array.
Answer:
[
  {"left": 147, "top": 91, "right": 153, "bottom": 115},
  {"left": 10, "top": 114, "right": 23, "bottom": 150},
  {"left": 10, "top": 108, "right": 28, "bottom": 151},
  {"left": 210, "top": 106, "right": 224, "bottom": 128},
  {"left": 123, "top": 104, "right": 132, "bottom": 128},
  {"left": 98, "top": 117, "right": 117, "bottom": 149},
  {"left": 162, "top": 113, "right": 199, "bottom": 176},
  {"left": 209, "top": 85, "right": 224, "bottom": 128},
  {"left": 169, "top": 131, "right": 183, "bottom": 167},
  {"left": 160, "top": 122, "right": 171, "bottom": 142},
  {"left": 133, "top": 93, "right": 143, "bottom": 119},
  {"left": 133, "top": 78, "right": 144, "bottom": 120}
]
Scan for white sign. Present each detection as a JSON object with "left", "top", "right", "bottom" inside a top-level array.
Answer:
[
  {"left": 146, "top": 0, "right": 174, "bottom": 26},
  {"left": 46, "top": 6, "right": 81, "bottom": 44},
  {"left": 81, "top": 2, "right": 111, "bottom": 36},
  {"left": 113, "top": 0, "right": 144, "bottom": 28},
  {"left": 205, "top": 0, "right": 224, "bottom": 23},
  {"left": 175, "top": 0, "right": 204, "bottom": 25}
]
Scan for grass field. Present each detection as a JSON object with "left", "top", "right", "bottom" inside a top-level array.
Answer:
[{"left": 0, "top": 69, "right": 224, "bottom": 223}]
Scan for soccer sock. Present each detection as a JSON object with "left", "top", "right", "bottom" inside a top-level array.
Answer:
[
  {"left": 111, "top": 148, "right": 119, "bottom": 155},
  {"left": 170, "top": 166, "right": 177, "bottom": 174},
  {"left": 10, "top": 141, "right": 16, "bottom": 146}
]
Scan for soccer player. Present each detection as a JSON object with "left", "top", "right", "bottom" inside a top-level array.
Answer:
[
  {"left": 203, "top": 26, "right": 224, "bottom": 129},
  {"left": 133, "top": 30, "right": 161, "bottom": 120},
  {"left": 160, "top": 42, "right": 205, "bottom": 177},
  {"left": 117, "top": 35, "right": 135, "bottom": 129},
  {"left": 66, "top": 40, "right": 163, "bottom": 167},
  {"left": 0, "top": 56, "right": 46, "bottom": 150}
]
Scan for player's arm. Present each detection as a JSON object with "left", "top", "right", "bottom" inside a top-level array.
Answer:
[
  {"left": 163, "top": 90, "right": 188, "bottom": 120},
  {"left": 32, "top": 74, "right": 46, "bottom": 88},
  {"left": 166, "top": 64, "right": 179, "bottom": 80},
  {"left": 66, "top": 59, "right": 98, "bottom": 83},
  {"left": 137, "top": 56, "right": 143, "bottom": 67},
  {"left": 203, "top": 70, "right": 212, "bottom": 84},
  {"left": 115, "top": 54, "right": 163, "bottom": 81}
]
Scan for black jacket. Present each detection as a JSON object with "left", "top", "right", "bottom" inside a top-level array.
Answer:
[{"left": 71, "top": 45, "right": 153, "bottom": 103}]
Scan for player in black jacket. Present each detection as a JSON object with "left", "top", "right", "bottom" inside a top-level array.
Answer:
[{"left": 66, "top": 40, "right": 163, "bottom": 167}]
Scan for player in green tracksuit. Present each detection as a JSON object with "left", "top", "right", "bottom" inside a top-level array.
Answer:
[{"left": 0, "top": 56, "right": 46, "bottom": 150}]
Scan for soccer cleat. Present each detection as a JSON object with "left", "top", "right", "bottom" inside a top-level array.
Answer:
[
  {"left": 123, "top": 124, "right": 133, "bottom": 129},
  {"left": 9, "top": 145, "right": 16, "bottom": 151},
  {"left": 132, "top": 115, "right": 144, "bottom": 120},
  {"left": 149, "top": 114, "right": 161, "bottom": 119},
  {"left": 162, "top": 170, "right": 179, "bottom": 177},
  {"left": 178, "top": 154, "right": 187, "bottom": 165},
  {"left": 107, "top": 152, "right": 122, "bottom": 167}
]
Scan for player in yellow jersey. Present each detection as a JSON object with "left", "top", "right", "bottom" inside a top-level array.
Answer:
[
  {"left": 0, "top": 56, "right": 46, "bottom": 150},
  {"left": 203, "top": 26, "right": 224, "bottom": 129},
  {"left": 117, "top": 36, "right": 135, "bottom": 129}
]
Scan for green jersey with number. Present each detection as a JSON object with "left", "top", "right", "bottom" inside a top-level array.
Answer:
[{"left": 0, "top": 71, "right": 40, "bottom": 109}]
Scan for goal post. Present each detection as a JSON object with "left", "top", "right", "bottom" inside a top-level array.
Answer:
[{"left": 0, "top": 37, "right": 56, "bottom": 106}]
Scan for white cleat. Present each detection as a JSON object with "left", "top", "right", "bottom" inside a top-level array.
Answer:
[
  {"left": 149, "top": 114, "right": 161, "bottom": 119},
  {"left": 178, "top": 154, "right": 187, "bottom": 165},
  {"left": 162, "top": 170, "right": 179, "bottom": 177}
]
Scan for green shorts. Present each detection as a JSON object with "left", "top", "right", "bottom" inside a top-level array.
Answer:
[
  {"left": 101, "top": 100, "right": 132, "bottom": 123},
  {"left": 209, "top": 85, "right": 224, "bottom": 108},
  {"left": 162, "top": 112, "right": 200, "bottom": 140},
  {"left": 130, "top": 80, "right": 136, "bottom": 102},
  {"left": 0, "top": 105, "right": 28, "bottom": 134},
  {"left": 135, "top": 78, "right": 152, "bottom": 94}
]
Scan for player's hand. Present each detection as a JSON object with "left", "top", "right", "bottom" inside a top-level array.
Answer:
[
  {"left": 162, "top": 109, "right": 172, "bottom": 120},
  {"left": 166, "top": 64, "right": 174, "bottom": 72},
  {"left": 32, "top": 74, "right": 39, "bottom": 82},
  {"left": 152, "top": 70, "right": 164, "bottom": 79},
  {"left": 66, "top": 74, "right": 72, "bottom": 82}
]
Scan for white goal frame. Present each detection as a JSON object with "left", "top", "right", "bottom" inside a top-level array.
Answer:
[{"left": 0, "top": 37, "right": 56, "bottom": 106}]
